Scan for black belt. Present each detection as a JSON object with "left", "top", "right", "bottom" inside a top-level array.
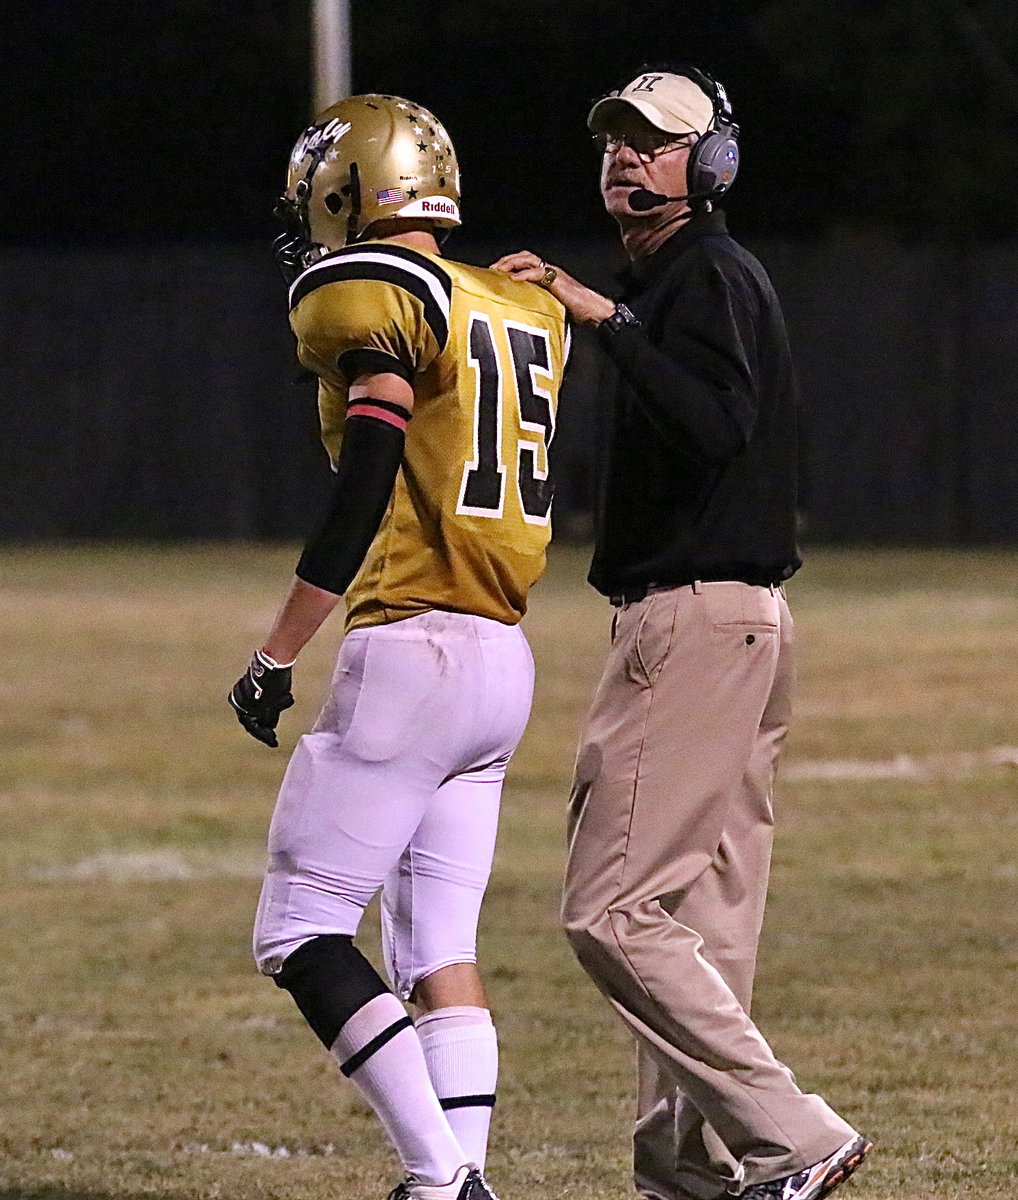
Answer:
[{"left": 609, "top": 576, "right": 781, "bottom": 607}]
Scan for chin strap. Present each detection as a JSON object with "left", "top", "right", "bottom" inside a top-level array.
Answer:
[{"left": 345, "top": 161, "right": 362, "bottom": 245}]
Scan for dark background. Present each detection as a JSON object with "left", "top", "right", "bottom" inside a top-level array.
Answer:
[{"left": 2, "top": 0, "right": 1017, "bottom": 542}]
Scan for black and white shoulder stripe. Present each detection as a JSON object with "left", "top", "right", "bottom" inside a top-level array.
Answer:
[{"left": 290, "top": 244, "right": 453, "bottom": 351}]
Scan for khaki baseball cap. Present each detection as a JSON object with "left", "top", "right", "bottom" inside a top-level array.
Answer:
[{"left": 588, "top": 71, "right": 715, "bottom": 137}]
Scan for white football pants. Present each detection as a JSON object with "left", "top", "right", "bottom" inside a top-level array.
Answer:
[{"left": 253, "top": 609, "right": 535, "bottom": 998}]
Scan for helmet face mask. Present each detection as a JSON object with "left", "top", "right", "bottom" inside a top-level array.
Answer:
[{"left": 280, "top": 94, "right": 461, "bottom": 259}]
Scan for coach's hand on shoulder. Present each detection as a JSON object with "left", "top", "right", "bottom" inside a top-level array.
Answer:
[
  {"left": 228, "top": 649, "right": 296, "bottom": 748},
  {"left": 491, "top": 251, "right": 615, "bottom": 326}
]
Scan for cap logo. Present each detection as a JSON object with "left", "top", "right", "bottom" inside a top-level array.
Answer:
[{"left": 631, "top": 74, "right": 663, "bottom": 93}]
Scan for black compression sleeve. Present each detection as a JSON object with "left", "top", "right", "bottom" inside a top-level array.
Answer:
[{"left": 295, "top": 400, "right": 409, "bottom": 595}]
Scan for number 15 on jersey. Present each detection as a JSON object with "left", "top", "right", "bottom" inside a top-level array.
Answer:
[{"left": 458, "top": 312, "right": 557, "bottom": 526}]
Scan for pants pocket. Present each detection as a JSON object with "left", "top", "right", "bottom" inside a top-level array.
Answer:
[
  {"left": 629, "top": 594, "right": 676, "bottom": 687},
  {"left": 701, "top": 583, "right": 780, "bottom": 631}
]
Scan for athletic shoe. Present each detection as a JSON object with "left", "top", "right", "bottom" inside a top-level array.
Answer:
[
  {"left": 396, "top": 1166, "right": 499, "bottom": 1200},
  {"left": 738, "top": 1135, "right": 873, "bottom": 1199}
]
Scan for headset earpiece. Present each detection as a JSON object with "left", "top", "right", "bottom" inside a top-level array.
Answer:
[
  {"left": 683, "top": 69, "right": 740, "bottom": 199},
  {"left": 687, "top": 126, "right": 740, "bottom": 198}
]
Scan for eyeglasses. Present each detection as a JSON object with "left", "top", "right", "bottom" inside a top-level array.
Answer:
[{"left": 592, "top": 130, "right": 696, "bottom": 160}]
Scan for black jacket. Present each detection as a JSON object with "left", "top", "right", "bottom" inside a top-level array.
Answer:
[{"left": 587, "top": 208, "right": 802, "bottom": 598}]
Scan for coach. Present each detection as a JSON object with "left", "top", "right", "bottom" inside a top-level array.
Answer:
[{"left": 494, "top": 66, "right": 869, "bottom": 1200}]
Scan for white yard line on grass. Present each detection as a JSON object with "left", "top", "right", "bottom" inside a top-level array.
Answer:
[
  {"left": 178, "top": 1141, "right": 338, "bottom": 1157},
  {"left": 22, "top": 745, "right": 1018, "bottom": 882},
  {"left": 27, "top": 849, "right": 264, "bottom": 883},
  {"left": 785, "top": 745, "right": 1018, "bottom": 781}
]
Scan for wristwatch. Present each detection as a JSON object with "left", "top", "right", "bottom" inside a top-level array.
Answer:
[{"left": 599, "top": 302, "right": 641, "bottom": 335}]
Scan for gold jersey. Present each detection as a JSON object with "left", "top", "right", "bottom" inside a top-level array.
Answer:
[{"left": 289, "top": 241, "right": 569, "bottom": 632}]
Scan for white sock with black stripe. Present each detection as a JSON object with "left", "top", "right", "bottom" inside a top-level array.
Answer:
[
  {"left": 332, "top": 993, "right": 466, "bottom": 1184},
  {"left": 416, "top": 1006, "right": 498, "bottom": 1170}
]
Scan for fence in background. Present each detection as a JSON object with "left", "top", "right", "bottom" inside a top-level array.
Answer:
[{"left": 2, "top": 235, "right": 1015, "bottom": 543}]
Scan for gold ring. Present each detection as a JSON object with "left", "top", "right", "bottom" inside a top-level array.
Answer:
[{"left": 540, "top": 265, "right": 558, "bottom": 288}]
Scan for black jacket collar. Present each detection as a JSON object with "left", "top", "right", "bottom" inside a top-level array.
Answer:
[{"left": 622, "top": 208, "right": 729, "bottom": 288}]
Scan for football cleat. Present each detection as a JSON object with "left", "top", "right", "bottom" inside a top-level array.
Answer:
[
  {"left": 394, "top": 1166, "right": 499, "bottom": 1200},
  {"left": 738, "top": 1134, "right": 873, "bottom": 1200}
]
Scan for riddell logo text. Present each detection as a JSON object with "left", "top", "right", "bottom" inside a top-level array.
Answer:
[{"left": 420, "top": 199, "right": 456, "bottom": 215}]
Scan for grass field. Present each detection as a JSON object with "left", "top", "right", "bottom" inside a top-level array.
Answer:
[{"left": 2, "top": 543, "right": 1017, "bottom": 1200}]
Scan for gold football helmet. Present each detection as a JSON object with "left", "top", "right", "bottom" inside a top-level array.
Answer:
[{"left": 278, "top": 94, "right": 461, "bottom": 262}]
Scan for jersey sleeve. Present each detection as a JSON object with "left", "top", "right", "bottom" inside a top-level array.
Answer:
[{"left": 288, "top": 245, "right": 452, "bottom": 386}]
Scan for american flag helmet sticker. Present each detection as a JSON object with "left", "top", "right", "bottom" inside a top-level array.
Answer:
[{"left": 376, "top": 187, "right": 405, "bottom": 205}]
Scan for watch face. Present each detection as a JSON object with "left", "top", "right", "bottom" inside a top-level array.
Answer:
[{"left": 604, "top": 303, "right": 639, "bottom": 333}]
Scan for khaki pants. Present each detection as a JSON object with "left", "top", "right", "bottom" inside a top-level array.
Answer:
[{"left": 562, "top": 583, "right": 854, "bottom": 1198}]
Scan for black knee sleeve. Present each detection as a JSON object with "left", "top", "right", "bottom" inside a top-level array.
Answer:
[{"left": 274, "top": 934, "right": 391, "bottom": 1049}]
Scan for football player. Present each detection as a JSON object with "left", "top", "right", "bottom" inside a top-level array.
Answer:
[{"left": 228, "top": 95, "right": 568, "bottom": 1200}]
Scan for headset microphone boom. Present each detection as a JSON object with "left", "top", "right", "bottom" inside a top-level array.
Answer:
[{"left": 627, "top": 187, "right": 688, "bottom": 211}]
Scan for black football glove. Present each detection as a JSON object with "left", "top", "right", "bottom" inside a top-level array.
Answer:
[{"left": 228, "top": 649, "right": 295, "bottom": 748}]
